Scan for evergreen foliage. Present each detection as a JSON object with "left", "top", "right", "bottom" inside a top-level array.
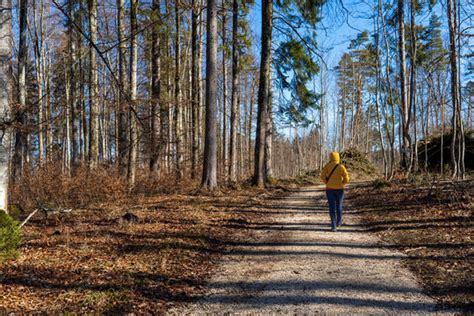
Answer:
[
  {"left": 273, "top": 0, "right": 326, "bottom": 127},
  {"left": 0, "top": 211, "right": 21, "bottom": 262}
]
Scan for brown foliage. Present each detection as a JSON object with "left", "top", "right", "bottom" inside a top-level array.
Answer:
[
  {"left": 9, "top": 163, "right": 207, "bottom": 213},
  {"left": 9, "top": 163, "right": 128, "bottom": 210}
]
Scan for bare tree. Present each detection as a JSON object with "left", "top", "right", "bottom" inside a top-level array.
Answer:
[
  {"left": 88, "top": 0, "right": 99, "bottom": 167},
  {"left": 149, "top": 0, "right": 161, "bottom": 172},
  {"left": 67, "top": 0, "right": 77, "bottom": 170},
  {"left": 254, "top": 0, "right": 272, "bottom": 187},
  {"left": 398, "top": 0, "right": 411, "bottom": 171},
  {"left": 117, "top": 0, "right": 128, "bottom": 175},
  {"left": 0, "top": 0, "right": 12, "bottom": 212},
  {"left": 175, "top": 0, "right": 183, "bottom": 178},
  {"left": 191, "top": 0, "right": 202, "bottom": 179},
  {"left": 447, "top": 0, "right": 465, "bottom": 179},
  {"left": 229, "top": 0, "right": 239, "bottom": 182},
  {"left": 201, "top": 0, "right": 218, "bottom": 190},
  {"left": 128, "top": 0, "right": 138, "bottom": 186},
  {"left": 12, "top": 0, "right": 28, "bottom": 178}
]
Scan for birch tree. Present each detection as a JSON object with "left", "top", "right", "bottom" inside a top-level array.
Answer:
[{"left": 0, "top": 0, "right": 11, "bottom": 212}]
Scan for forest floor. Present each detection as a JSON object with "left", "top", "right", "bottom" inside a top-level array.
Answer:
[
  {"left": 0, "top": 179, "right": 472, "bottom": 314},
  {"left": 348, "top": 178, "right": 473, "bottom": 311},
  {"left": 0, "top": 185, "right": 283, "bottom": 313},
  {"left": 168, "top": 185, "right": 455, "bottom": 314}
]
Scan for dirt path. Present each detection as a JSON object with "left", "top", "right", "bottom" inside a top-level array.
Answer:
[{"left": 168, "top": 185, "right": 449, "bottom": 314}]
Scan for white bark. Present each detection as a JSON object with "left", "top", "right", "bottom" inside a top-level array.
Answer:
[{"left": 0, "top": 0, "right": 12, "bottom": 212}]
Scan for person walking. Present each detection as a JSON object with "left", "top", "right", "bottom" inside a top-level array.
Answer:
[{"left": 320, "top": 151, "right": 350, "bottom": 231}]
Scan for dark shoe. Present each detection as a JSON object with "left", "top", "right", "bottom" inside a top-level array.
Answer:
[
  {"left": 331, "top": 227, "right": 337, "bottom": 232},
  {"left": 337, "top": 221, "right": 343, "bottom": 227}
]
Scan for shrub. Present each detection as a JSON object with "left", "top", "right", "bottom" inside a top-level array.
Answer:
[
  {"left": 0, "top": 210, "right": 21, "bottom": 261},
  {"left": 9, "top": 162, "right": 128, "bottom": 210},
  {"left": 9, "top": 162, "right": 201, "bottom": 211},
  {"left": 340, "top": 148, "right": 377, "bottom": 175},
  {"left": 371, "top": 178, "right": 391, "bottom": 189},
  {"left": 417, "top": 130, "right": 474, "bottom": 171}
]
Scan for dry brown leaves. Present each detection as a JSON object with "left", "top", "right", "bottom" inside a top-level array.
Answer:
[
  {"left": 347, "top": 179, "right": 474, "bottom": 312},
  {"left": 0, "top": 183, "right": 280, "bottom": 314}
]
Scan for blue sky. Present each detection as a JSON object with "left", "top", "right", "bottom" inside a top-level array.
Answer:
[{"left": 247, "top": 0, "right": 472, "bottom": 145}]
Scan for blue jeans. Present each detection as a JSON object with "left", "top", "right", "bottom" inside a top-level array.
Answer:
[{"left": 326, "top": 189, "right": 344, "bottom": 229}]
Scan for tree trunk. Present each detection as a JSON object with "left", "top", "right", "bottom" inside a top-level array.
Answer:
[
  {"left": 88, "top": 0, "right": 99, "bottom": 167},
  {"left": 253, "top": 0, "right": 272, "bottom": 187},
  {"left": 68, "top": 0, "right": 77, "bottom": 168},
  {"left": 65, "top": 56, "right": 72, "bottom": 175},
  {"left": 398, "top": 0, "right": 411, "bottom": 171},
  {"left": 12, "top": 0, "right": 28, "bottom": 179},
  {"left": 409, "top": 0, "right": 417, "bottom": 172},
  {"left": 117, "top": 0, "right": 128, "bottom": 175},
  {"left": 264, "top": 78, "right": 273, "bottom": 180},
  {"left": 150, "top": 0, "right": 161, "bottom": 172},
  {"left": 319, "top": 65, "right": 325, "bottom": 169},
  {"left": 247, "top": 81, "right": 254, "bottom": 176},
  {"left": 380, "top": 0, "right": 396, "bottom": 178},
  {"left": 32, "top": 0, "right": 46, "bottom": 165},
  {"left": 229, "top": 0, "right": 239, "bottom": 182},
  {"left": 191, "top": 0, "right": 200, "bottom": 179},
  {"left": 201, "top": 0, "right": 218, "bottom": 190},
  {"left": 221, "top": 6, "right": 228, "bottom": 181},
  {"left": 175, "top": 0, "right": 183, "bottom": 178},
  {"left": 375, "top": 7, "right": 388, "bottom": 177},
  {"left": 0, "top": 0, "right": 12, "bottom": 212},
  {"left": 128, "top": 0, "right": 138, "bottom": 186},
  {"left": 447, "top": 0, "right": 462, "bottom": 179}
]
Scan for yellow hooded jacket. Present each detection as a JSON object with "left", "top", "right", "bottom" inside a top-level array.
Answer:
[{"left": 320, "top": 152, "right": 350, "bottom": 189}]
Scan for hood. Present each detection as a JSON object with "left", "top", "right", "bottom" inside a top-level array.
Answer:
[{"left": 329, "top": 151, "right": 340, "bottom": 163}]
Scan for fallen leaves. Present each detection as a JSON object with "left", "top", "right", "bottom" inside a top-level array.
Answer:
[
  {"left": 348, "top": 179, "right": 474, "bottom": 311},
  {"left": 0, "top": 186, "right": 278, "bottom": 313}
]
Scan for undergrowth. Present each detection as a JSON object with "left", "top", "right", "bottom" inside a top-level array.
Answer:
[
  {"left": 0, "top": 211, "right": 21, "bottom": 261},
  {"left": 9, "top": 162, "right": 198, "bottom": 212}
]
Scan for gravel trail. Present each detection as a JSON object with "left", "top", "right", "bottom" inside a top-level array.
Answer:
[{"left": 168, "top": 185, "right": 448, "bottom": 315}]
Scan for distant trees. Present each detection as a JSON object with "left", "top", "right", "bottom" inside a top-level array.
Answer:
[
  {"left": 332, "top": 0, "right": 469, "bottom": 179},
  {"left": 0, "top": 0, "right": 470, "bottom": 209}
]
